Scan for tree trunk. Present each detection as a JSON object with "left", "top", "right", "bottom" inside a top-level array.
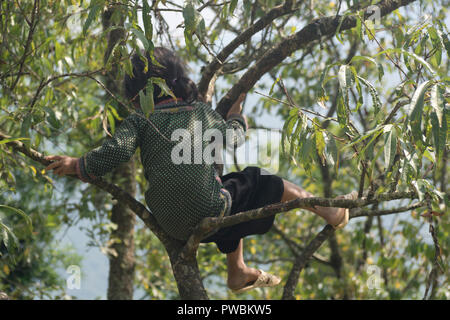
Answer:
[
  {"left": 101, "top": 5, "right": 136, "bottom": 300},
  {"left": 166, "top": 241, "right": 209, "bottom": 300},
  {"left": 107, "top": 160, "right": 137, "bottom": 300}
]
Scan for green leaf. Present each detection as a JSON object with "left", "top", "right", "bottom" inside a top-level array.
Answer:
[
  {"left": 0, "top": 220, "right": 18, "bottom": 250},
  {"left": 290, "top": 114, "right": 304, "bottom": 158},
  {"left": 324, "top": 133, "right": 338, "bottom": 167},
  {"left": 44, "top": 107, "right": 61, "bottom": 129},
  {"left": 229, "top": 0, "right": 238, "bottom": 15},
  {"left": 384, "top": 125, "right": 397, "bottom": 169},
  {"left": 183, "top": 1, "right": 199, "bottom": 36},
  {"left": 281, "top": 112, "right": 298, "bottom": 157},
  {"left": 337, "top": 97, "right": 348, "bottom": 127},
  {"left": 356, "top": 14, "right": 363, "bottom": 40},
  {"left": 130, "top": 27, "right": 150, "bottom": 50},
  {"left": 20, "top": 114, "right": 32, "bottom": 148},
  {"left": 139, "top": 82, "right": 154, "bottom": 118},
  {"left": 376, "top": 48, "right": 436, "bottom": 75},
  {"left": 357, "top": 76, "right": 381, "bottom": 114},
  {"left": 350, "top": 55, "right": 384, "bottom": 82},
  {"left": 430, "top": 84, "right": 445, "bottom": 127},
  {"left": 0, "top": 137, "right": 30, "bottom": 145},
  {"left": 430, "top": 111, "right": 447, "bottom": 163},
  {"left": 314, "top": 126, "right": 326, "bottom": 165},
  {"left": 106, "top": 109, "right": 115, "bottom": 135},
  {"left": 83, "top": 4, "right": 101, "bottom": 36},
  {"left": 269, "top": 77, "right": 280, "bottom": 95},
  {"left": 338, "top": 65, "right": 351, "bottom": 107},
  {"left": 0, "top": 205, "right": 32, "bottom": 231},
  {"left": 408, "top": 80, "right": 435, "bottom": 146},
  {"left": 412, "top": 179, "right": 429, "bottom": 202},
  {"left": 151, "top": 77, "right": 176, "bottom": 100},
  {"left": 142, "top": 0, "right": 153, "bottom": 42},
  {"left": 298, "top": 133, "right": 313, "bottom": 175}
]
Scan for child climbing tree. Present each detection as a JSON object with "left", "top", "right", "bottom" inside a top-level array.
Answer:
[{"left": 0, "top": 0, "right": 448, "bottom": 300}]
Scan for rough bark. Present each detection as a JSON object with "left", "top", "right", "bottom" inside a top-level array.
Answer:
[
  {"left": 167, "top": 242, "right": 209, "bottom": 300},
  {"left": 102, "top": 6, "right": 136, "bottom": 300},
  {"left": 107, "top": 160, "right": 137, "bottom": 300}
]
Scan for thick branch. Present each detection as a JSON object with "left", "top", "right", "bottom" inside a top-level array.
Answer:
[
  {"left": 181, "top": 191, "right": 424, "bottom": 259},
  {"left": 282, "top": 224, "right": 335, "bottom": 299},
  {"left": 0, "top": 131, "right": 169, "bottom": 245},
  {"left": 215, "top": 0, "right": 418, "bottom": 118}
]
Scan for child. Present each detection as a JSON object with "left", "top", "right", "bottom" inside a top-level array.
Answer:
[{"left": 45, "top": 47, "right": 357, "bottom": 293}]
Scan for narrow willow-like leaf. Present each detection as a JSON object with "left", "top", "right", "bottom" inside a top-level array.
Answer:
[
  {"left": 430, "top": 111, "right": 447, "bottom": 163},
  {"left": 139, "top": 82, "right": 154, "bottom": 118},
  {"left": 324, "top": 133, "right": 338, "bottom": 167},
  {"left": 338, "top": 65, "right": 351, "bottom": 107},
  {"left": 337, "top": 96, "right": 348, "bottom": 127},
  {"left": 107, "top": 109, "right": 115, "bottom": 135},
  {"left": 430, "top": 84, "right": 445, "bottom": 126},
  {"left": 0, "top": 205, "right": 32, "bottom": 230},
  {"left": 281, "top": 111, "right": 298, "bottom": 157},
  {"left": 384, "top": 125, "right": 397, "bottom": 169},
  {"left": 130, "top": 28, "right": 150, "bottom": 50},
  {"left": 408, "top": 80, "right": 435, "bottom": 146},
  {"left": 357, "top": 76, "right": 381, "bottom": 114},
  {"left": 183, "top": 1, "right": 199, "bottom": 36},
  {"left": 269, "top": 77, "right": 280, "bottom": 95},
  {"left": 83, "top": 4, "right": 101, "bottom": 36},
  {"left": 151, "top": 77, "right": 177, "bottom": 100},
  {"left": 142, "top": 0, "right": 153, "bottom": 42},
  {"left": 229, "top": 0, "right": 238, "bottom": 15},
  {"left": 290, "top": 115, "right": 304, "bottom": 159},
  {"left": 0, "top": 137, "right": 30, "bottom": 145},
  {"left": 314, "top": 127, "right": 326, "bottom": 165},
  {"left": 376, "top": 48, "right": 436, "bottom": 75},
  {"left": 350, "top": 55, "right": 384, "bottom": 82}
]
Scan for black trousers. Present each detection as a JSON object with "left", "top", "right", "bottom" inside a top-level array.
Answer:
[{"left": 201, "top": 166, "right": 284, "bottom": 253}]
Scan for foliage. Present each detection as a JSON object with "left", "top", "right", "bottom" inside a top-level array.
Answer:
[{"left": 0, "top": 0, "right": 448, "bottom": 299}]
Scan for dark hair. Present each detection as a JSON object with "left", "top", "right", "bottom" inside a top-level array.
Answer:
[{"left": 124, "top": 47, "right": 198, "bottom": 106}]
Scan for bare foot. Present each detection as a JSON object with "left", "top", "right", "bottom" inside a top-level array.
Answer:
[
  {"left": 227, "top": 267, "right": 261, "bottom": 291},
  {"left": 326, "top": 206, "right": 346, "bottom": 226},
  {"left": 326, "top": 191, "right": 358, "bottom": 226}
]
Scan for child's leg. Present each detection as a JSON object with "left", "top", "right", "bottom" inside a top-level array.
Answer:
[
  {"left": 226, "top": 239, "right": 260, "bottom": 290},
  {"left": 281, "top": 179, "right": 351, "bottom": 226},
  {"left": 225, "top": 178, "right": 354, "bottom": 290}
]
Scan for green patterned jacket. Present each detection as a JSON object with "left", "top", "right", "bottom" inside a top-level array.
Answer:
[{"left": 76, "top": 99, "right": 247, "bottom": 240}]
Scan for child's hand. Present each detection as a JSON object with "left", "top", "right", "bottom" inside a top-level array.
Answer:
[
  {"left": 44, "top": 155, "right": 78, "bottom": 177},
  {"left": 226, "top": 93, "right": 246, "bottom": 119}
]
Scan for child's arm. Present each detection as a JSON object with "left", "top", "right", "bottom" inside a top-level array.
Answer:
[
  {"left": 223, "top": 93, "right": 247, "bottom": 147},
  {"left": 45, "top": 115, "right": 141, "bottom": 182}
]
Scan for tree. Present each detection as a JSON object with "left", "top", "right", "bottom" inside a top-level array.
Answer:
[{"left": 0, "top": 0, "right": 448, "bottom": 300}]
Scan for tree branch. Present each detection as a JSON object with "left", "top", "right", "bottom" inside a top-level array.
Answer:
[
  {"left": 197, "top": 0, "right": 297, "bottom": 99},
  {"left": 181, "top": 190, "right": 426, "bottom": 260},
  {"left": 280, "top": 200, "right": 427, "bottom": 300},
  {"left": 215, "top": 0, "right": 419, "bottom": 118},
  {"left": 0, "top": 130, "right": 170, "bottom": 245}
]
